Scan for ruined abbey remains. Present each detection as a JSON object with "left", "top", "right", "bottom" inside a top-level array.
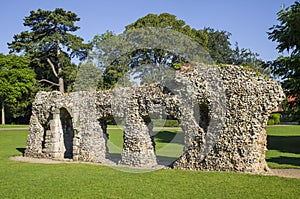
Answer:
[{"left": 24, "top": 63, "right": 284, "bottom": 174}]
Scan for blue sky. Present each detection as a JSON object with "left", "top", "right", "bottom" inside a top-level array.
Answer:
[{"left": 0, "top": 0, "right": 295, "bottom": 61}]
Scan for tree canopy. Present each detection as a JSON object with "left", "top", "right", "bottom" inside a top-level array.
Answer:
[
  {"left": 90, "top": 13, "right": 263, "bottom": 90},
  {"left": 0, "top": 54, "right": 36, "bottom": 124},
  {"left": 268, "top": 1, "right": 300, "bottom": 122},
  {"left": 8, "top": 8, "right": 91, "bottom": 93}
]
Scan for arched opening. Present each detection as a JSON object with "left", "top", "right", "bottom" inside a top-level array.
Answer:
[
  {"left": 60, "top": 108, "right": 74, "bottom": 159},
  {"left": 145, "top": 116, "right": 184, "bottom": 167},
  {"left": 103, "top": 117, "right": 124, "bottom": 164},
  {"left": 196, "top": 103, "right": 210, "bottom": 133}
]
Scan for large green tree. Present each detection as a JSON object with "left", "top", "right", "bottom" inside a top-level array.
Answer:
[
  {"left": 91, "top": 13, "right": 210, "bottom": 89},
  {"left": 8, "top": 8, "right": 90, "bottom": 93},
  {"left": 91, "top": 13, "right": 263, "bottom": 89},
  {"left": 125, "top": 13, "right": 208, "bottom": 48},
  {"left": 125, "top": 13, "right": 262, "bottom": 68},
  {"left": 268, "top": 1, "right": 300, "bottom": 122},
  {"left": 0, "top": 54, "right": 36, "bottom": 124},
  {"left": 125, "top": 13, "right": 209, "bottom": 66}
]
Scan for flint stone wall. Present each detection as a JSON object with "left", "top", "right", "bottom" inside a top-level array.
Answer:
[{"left": 24, "top": 64, "right": 284, "bottom": 173}]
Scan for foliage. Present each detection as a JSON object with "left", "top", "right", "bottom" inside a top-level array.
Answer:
[
  {"left": 125, "top": 14, "right": 263, "bottom": 67},
  {"left": 231, "top": 42, "right": 265, "bottom": 72},
  {"left": 72, "top": 61, "right": 102, "bottom": 91},
  {"left": 104, "top": 14, "right": 210, "bottom": 88},
  {"left": 267, "top": 1, "right": 300, "bottom": 123},
  {"left": 125, "top": 13, "right": 208, "bottom": 47},
  {"left": 267, "top": 119, "right": 275, "bottom": 125},
  {"left": 60, "top": 62, "right": 79, "bottom": 92},
  {"left": 91, "top": 13, "right": 263, "bottom": 89},
  {"left": 282, "top": 98, "right": 300, "bottom": 124},
  {"left": 0, "top": 54, "right": 36, "bottom": 124},
  {"left": 202, "top": 27, "right": 233, "bottom": 64},
  {"left": 268, "top": 113, "right": 281, "bottom": 125},
  {"left": 272, "top": 113, "right": 281, "bottom": 124},
  {"left": 90, "top": 30, "right": 131, "bottom": 90},
  {"left": 8, "top": 8, "right": 91, "bottom": 92},
  {"left": 172, "top": 63, "right": 182, "bottom": 70},
  {"left": 124, "top": 13, "right": 208, "bottom": 69}
]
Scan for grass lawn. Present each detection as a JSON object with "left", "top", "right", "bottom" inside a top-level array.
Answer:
[
  {"left": 0, "top": 127, "right": 299, "bottom": 198},
  {"left": 107, "top": 128, "right": 184, "bottom": 164},
  {"left": 0, "top": 124, "right": 28, "bottom": 128},
  {"left": 266, "top": 125, "right": 300, "bottom": 169}
]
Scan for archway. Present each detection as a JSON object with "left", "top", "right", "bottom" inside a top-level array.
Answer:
[
  {"left": 101, "top": 117, "right": 123, "bottom": 164},
  {"left": 60, "top": 108, "right": 74, "bottom": 159},
  {"left": 150, "top": 117, "right": 184, "bottom": 167}
]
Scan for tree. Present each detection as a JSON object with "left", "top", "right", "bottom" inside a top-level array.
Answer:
[
  {"left": 125, "top": 13, "right": 209, "bottom": 65},
  {"left": 202, "top": 27, "right": 233, "bottom": 64},
  {"left": 231, "top": 42, "right": 264, "bottom": 70},
  {"left": 125, "top": 13, "right": 208, "bottom": 48},
  {"left": 8, "top": 8, "right": 90, "bottom": 93},
  {"left": 268, "top": 1, "right": 300, "bottom": 123},
  {"left": 203, "top": 28, "right": 263, "bottom": 68},
  {"left": 125, "top": 13, "right": 262, "bottom": 68},
  {"left": 89, "top": 31, "right": 125, "bottom": 90},
  {"left": 0, "top": 54, "right": 36, "bottom": 124},
  {"left": 109, "top": 13, "right": 210, "bottom": 86},
  {"left": 91, "top": 13, "right": 263, "bottom": 89}
]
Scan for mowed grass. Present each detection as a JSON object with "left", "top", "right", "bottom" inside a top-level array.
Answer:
[
  {"left": 107, "top": 128, "right": 184, "bottom": 164},
  {"left": 107, "top": 128, "right": 183, "bottom": 155},
  {"left": 0, "top": 128, "right": 300, "bottom": 198},
  {"left": 0, "top": 124, "right": 28, "bottom": 128},
  {"left": 266, "top": 125, "right": 300, "bottom": 169}
]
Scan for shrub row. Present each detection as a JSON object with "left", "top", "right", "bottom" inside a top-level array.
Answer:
[
  {"left": 152, "top": 119, "right": 179, "bottom": 127},
  {"left": 268, "top": 113, "right": 281, "bottom": 125}
]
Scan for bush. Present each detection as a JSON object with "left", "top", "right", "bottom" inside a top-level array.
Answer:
[
  {"left": 272, "top": 113, "right": 281, "bottom": 125},
  {"left": 268, "top": 113, "right": 281, "bottom": 125},
  {"left": 268, "top": 119, "right": 275, "bottom": 125}
]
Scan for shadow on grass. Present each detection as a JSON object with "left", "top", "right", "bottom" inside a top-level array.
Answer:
[
  {"left": 154, "top": 131, "right": 184, "bottom": 144},
  {"left": 267, "top": 135, "right": 300, "bottom": 167},
  {"left": 108, "top": 153, "right": 121, "bottom": 164},
  {"left": 16, "top": 148, "right": 26, "bottom": 155},
  {"left": 108, "top": 153, "right": 179, "bottom": 167},
  {"left": 267, "top": 136, "right": 300, "bottom": 154},
  {"left": 267, "top": 156, "right": 300, "bottom": 167},
  {"left": 156, "top": 155, "right": 178, "bottom": 166}
]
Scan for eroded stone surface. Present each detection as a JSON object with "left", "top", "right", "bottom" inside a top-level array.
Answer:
[{"left": 24, "top": 64, "right": 284, "bottom": 173}]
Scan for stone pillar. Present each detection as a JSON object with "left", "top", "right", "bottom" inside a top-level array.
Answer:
[
  {"left": 24, "top": 115, "right": 44, "bottom": 158},
  {"left": 72, "top": 92, "right": 108, "bottom": 163},
  {"left": 48, "top": 109, "right": 65, "bottom": 160},
  {"left": 120, "top": 98, "right": 157, "bottom": 167}
]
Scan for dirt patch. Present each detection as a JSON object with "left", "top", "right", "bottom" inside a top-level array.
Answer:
[
  {"left": 10, "top": 156, "right": 67, "bottom": 164},
  {"left": 269, "top": 169, "right": 300, "bottom": 179}
]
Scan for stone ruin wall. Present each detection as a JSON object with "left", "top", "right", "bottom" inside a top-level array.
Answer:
[{"left": 24, "top": 64, "right": 285, "bottom": 174}]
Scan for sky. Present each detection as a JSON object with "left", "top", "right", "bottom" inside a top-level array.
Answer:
[{"left": 0, "top": 0, "right": 296, "bottom": 61}]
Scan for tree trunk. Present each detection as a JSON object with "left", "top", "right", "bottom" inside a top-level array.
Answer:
[
  {"left": 59, "top": 76, "right": 64, "bottom": 93},
  {"left": 1, "top": 101, "right": 5, "bottom": 125},
  {"left": 57, "top": 39, "right": 64, "bottom": 93}
]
